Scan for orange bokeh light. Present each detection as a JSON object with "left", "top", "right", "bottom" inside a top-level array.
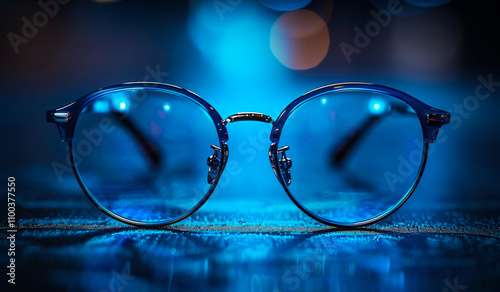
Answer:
[{"left": 270, "top": 10, "right": 330, "bottom": 70}]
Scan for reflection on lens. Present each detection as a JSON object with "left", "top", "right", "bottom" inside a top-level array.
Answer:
[
  {"left": 278, "top": 91, "right": 424, "bottom": 224},
  {"left": 72, "top": 88, "right": 221, "bottom": 224}
]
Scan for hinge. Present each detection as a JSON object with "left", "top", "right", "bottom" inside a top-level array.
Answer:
[
  {"left": 427, "top": 112, "right": 450, "bottom": 126},
  {"left": 51, "top": 112, "right": 71, "bottom": 123}
]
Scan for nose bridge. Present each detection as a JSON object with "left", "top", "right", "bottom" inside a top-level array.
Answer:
[{"left": 224, "top": 112, "right": 274, "bottom": 125}]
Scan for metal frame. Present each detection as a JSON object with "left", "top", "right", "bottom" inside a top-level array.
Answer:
[{"left": 47, "top": 82, "right": 450, "bottom": 227}]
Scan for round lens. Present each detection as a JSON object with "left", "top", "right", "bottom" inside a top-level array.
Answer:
[
  {"left": 71, "top": 87, "right": 221, "bottom": 224},
  {"left": 277, "top": 90, "right": 425, "bottom": 225}
]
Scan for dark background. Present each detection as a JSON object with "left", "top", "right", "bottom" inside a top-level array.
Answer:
[{"left": 1, "top": 0, "right": 499, "bottom": 291}]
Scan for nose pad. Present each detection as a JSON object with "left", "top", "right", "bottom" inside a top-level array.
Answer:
[
  {"left": 269, "top": 143, "right": 292, "bottom": 186},
  {"left": 207, "top": 145, "right": 222, "bottom": 184},
  {"left": 278, "top": 146, "right": 292, "bottom": 186}
]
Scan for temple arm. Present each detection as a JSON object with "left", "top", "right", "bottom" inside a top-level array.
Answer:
[
  {"left": 112, "top": 112, "right": 162, "bottom": 167},
  {"left": 47, "top": 99, "right": 162, "bottom": 167},
  {"left": 81, "top": 99, "right": 162, "bottom": 167},
  {"left": 331, "top": 103, "right": 415, "bottom": 167}
]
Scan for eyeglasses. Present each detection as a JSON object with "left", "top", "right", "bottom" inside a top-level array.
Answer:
[{"left": 47, "top": 82, "right": 450, "bottom": 227}]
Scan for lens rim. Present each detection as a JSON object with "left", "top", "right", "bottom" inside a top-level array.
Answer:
[
  {"left": 49, "top": 82, "right": 229, "bottom": 144},
  {"left": 271, "top": 82, "right": 448, "bottom": 144},
  {"left": 269, "top": 142, "right": 429, "bottom": 227},
  {"left": 64, "top": 83, "right": 229, "bottom": 227},
  {"left": 270, "top": 82, "right": 447, "bottom": 227},
  {"left": 69, "top": 141, "right": 229, "bottom": 227}
]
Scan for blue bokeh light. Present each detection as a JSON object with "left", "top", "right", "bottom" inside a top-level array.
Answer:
[
  {"left": 110, "top": 92, "right": 130, "bottom": 113},
  {"left": 92, "top": 99, "right": 110, "bottom": 113},
  {"left": 187, "top": 1, "right": 279, "bottom": 80},
  {"left": 368, "top": 99, "right": 387, "bottom": 115},
  {"left": 257, "top": 0, "right": 313, "bottom": 11}
]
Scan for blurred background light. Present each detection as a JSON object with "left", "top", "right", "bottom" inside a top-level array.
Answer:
[
  {"left": 187, "top": 0, "right": 277, "bottom": 80},
  {"left": 110, "top": 92, "right": 130, "bottom": 112},
  {"left": 92, "top": 99, "right": 110, "bottom": 113},
  {"left": 257, "top": 0, "right": 313, "bottom": 11},
  {"left": 270, "top": 9, "right": 330, "bottom": 70},
  {"left": 369, "top": 99, "right": 387, "bottom": 115}
]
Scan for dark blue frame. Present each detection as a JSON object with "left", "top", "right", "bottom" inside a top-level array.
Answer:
[
  {"left": 46, "top": 82, "right": 229, "bottom": 143},
  {"left": 47, "top": 82, "right": 450, "bottom": 227},
  {"left": 271, "top": 82, "right": 449, "bottom": 143}
]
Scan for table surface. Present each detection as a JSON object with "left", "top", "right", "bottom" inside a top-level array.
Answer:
[{"left": 1, "top": 172, "right": 499, "bottom": 292}]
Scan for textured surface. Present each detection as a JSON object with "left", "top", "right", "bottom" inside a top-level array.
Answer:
[{"left": 1, "top": 174, "right": 499, "bottom": 292}]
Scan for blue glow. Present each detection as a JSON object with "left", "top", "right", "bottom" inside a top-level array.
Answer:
[
  {"left": 321, "top": 98, "right": 327, "bottom": 105},
  {"left": 369, "top": 99, "right": 387, "bottom": 115},
  {"left": 163, "top": 104, "right": 171, "bottom": 111},
  {"left": 92, "top": 99, "right": 110, "bottom": 113},
  {"left": 257, "top": 0, "right": 312, "bottom": 11},
  {"left": 187, "top": 1, "right": 279, "bottom": 80},
  {"left": 110, "top": 93, "right": 130, "bottom": 112}
]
